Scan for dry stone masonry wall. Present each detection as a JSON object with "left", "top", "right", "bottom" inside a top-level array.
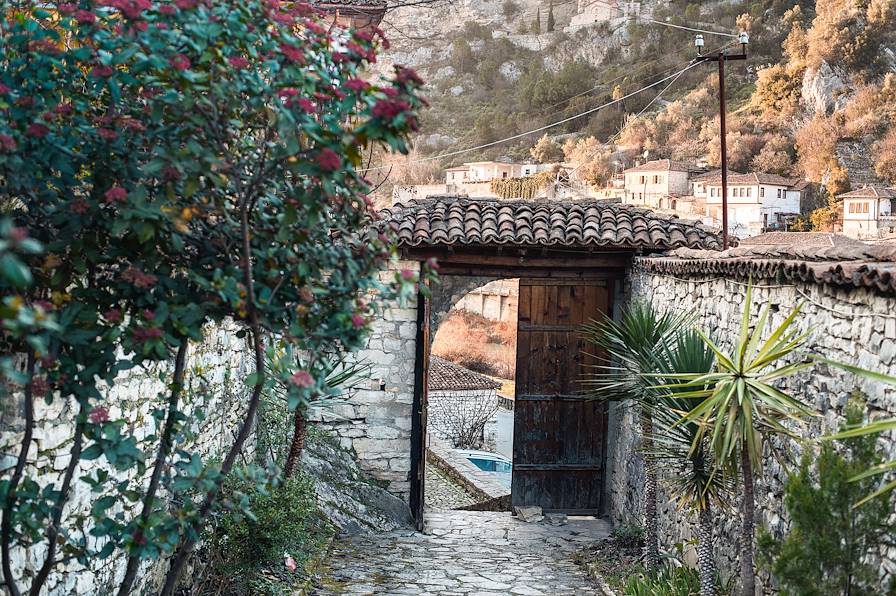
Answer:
[
  {"left": 0, "top": 323, "right": 253, "bottom": 595},
  {"left": 610, "top": 265, "right": 896, "bottom": 590},
  {"left": 309, "top": 260, "right": 420, "bottom": 502}
]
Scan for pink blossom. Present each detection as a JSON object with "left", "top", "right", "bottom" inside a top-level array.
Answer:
[
  {"left": 74, "top": 10, "right": 96, "bottom": 24},
  {"left": 155, "top": 22, "right": 168, "bottom": 29},
  {"left": 142, "top": 309, "right": 155, "bottom": 320},
  {"left": 54, "top": 103, "right": 73, "bottom": 115},
  {"left": 162, "top": 166, "right": 180, "bottom": 181},
  {"left": 289, "top": 370, "right": 314, "bottom": 388},
  {"left": 297, "top": 98, "right": 315, "bottom": 113},
  {"left": 174, "top": 0, "right": 197, "bottom": 8},
  {"left": 227, "top": 55, "right": 250, "bottom": 69},
  {"left": 91, "top": 64, "right": 114, "bottom": 78},
  {"left": 169, "top": 54, "right": 190, "bottom": 71},
  {"left": 279, "top": 43, "right": 304, "bottom": 64},
  {"left": 104, "top": 186, "right": 127, "bottom": 203},
  {"left": 57, "top": 3, "right": 77, "bottom": 13},
  {"left": 395, "top": 66, "right": 423, "bottom": 86},
  {"left": 98, "top": 128, "right": 118, "bottom": 141},
  {"left": 70, "top": 198, "right": 89, "bottom": 214},
  {"left": 89, "top": 406, "right": 110, "bottom": 424},
  {"left": 371, "top": 99, "right": 410, "bottom": 120},
  {"left": 316, "top": 148, "right": 341, "bottom": 172},
  {"left": 272, "top": 11, "right": 294, "bottom": 25},
  {"left": 104, "top": 308, "right": 122, "bottom": 323},
  {"left": 158, "top": 4, "right": 176, "bottom": 14},
  {"left": 26, "top": 123, "right": 50, "bottom": 138},
  {"left": 8, "top": 227, "right": 27, "bottom": 243},
  {"left": 284, "top": 554, "right": 297, "bottom": 572},
  {"left": 0, "top": 83, "right": 9, "bottom": 94},
  {"left": 0, "top": 134, "right": 16, "bottom": 152},
  {"left": 426, "top": 257, "right": 439, "bottom": 271},
  {"left": 400, "top": 269, "right": 416, "bottom": 281},
  {"left": 345, "top": 78, "right": 368, "bottom": 92},
  {"left": 122, "top": 267, "right": 157, "bottom": 288},
  {"left": 351, "top": 313, "right": 366, "bottom": 329}
]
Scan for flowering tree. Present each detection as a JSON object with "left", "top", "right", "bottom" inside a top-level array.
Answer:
[{"left": 0, "top": 1, "right": 429, "bottom": 594}]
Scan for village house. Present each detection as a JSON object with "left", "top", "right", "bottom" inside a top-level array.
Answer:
[
  {"left": 566, "top": 0, "right": 646, "bottom": 32},
  {"left": 702, "top": 172, "right": 804, "bottom": 238},
  {"left": 839, "top": 185, "right": 896, "bottom": 239},
  {"left": 394, "top": 160, "right": 558, "bottom": 204},
  {"left": 622, "top": 159, "right": 692, "bottom": 209}
]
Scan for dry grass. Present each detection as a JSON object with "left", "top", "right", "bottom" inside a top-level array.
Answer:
[{"left": 432, "top": 310, "right": 516, "bottom": 380}]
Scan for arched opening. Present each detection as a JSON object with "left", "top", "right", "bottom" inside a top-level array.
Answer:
[{"left": 424, "top": 278, "right": 519, "bottom": 511}]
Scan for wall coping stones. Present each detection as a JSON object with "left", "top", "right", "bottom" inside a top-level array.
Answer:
[
  {"left": 426, "top": 436, "right": 509, "bottom": 506},
  {"left": 636, "top": 243, "right": 896, "bottom": 295}
]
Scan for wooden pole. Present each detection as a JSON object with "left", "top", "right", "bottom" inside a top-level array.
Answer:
[{"left": 718, "top": 53, "right": 729, "bottom": 250}]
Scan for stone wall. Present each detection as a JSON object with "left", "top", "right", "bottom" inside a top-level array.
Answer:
[
  {"left": 0, "top": 323, "right": 254, "bottom": 595},
  {"left": 610, "top": 265, "right": 896, "bottom": 590},
  {"left": 308, "top": 260, "right": 420, "bottom": 502},
  {"left": 427, "top": 388, "right": 498, "bottom": 449}
]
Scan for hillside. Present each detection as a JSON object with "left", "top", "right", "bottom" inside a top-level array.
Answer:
[{"left": 371, "top": 0, "right": 896, "bottom": 227}]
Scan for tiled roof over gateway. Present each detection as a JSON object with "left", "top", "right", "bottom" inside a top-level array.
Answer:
[{"left": 380, "top": 197, "right": 723, "bottom": 251}]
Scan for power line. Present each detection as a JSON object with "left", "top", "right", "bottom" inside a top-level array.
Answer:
[{"left": 359, "top": 59, "right": 704, "bottom": 173}]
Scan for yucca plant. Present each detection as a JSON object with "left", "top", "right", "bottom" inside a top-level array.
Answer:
[
  {"left": 664, "top": 283, "right": 896, "bottom": 596},
  {"left": 581, "top": 302, "right": 691, "bottom": 573},
  {"left": 644, "top": 331, "right": 733, "bottom": 596}
]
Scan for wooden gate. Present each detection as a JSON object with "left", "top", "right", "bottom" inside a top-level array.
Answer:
[{"left": 511, "top": 279, "right": 610, "bottom": 514}]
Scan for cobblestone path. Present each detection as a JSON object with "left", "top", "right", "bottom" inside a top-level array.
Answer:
[
  {"left": 312, "top": 509, "right": 611, "bottom": 595},
  {"left": 424, "top": 465, "right": 478, "bottom": 509}
]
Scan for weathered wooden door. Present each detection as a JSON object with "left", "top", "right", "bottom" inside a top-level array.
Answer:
[{"left": 511, "top": 279, "right": 610, "bottom": 514}]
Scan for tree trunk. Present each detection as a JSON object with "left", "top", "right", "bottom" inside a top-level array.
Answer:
[
  {"left": 283, "top": 409, "right": 307, "bottom": 479},
  {"left": 740, "top": 445, "right": 756, "bottom": 596},
  {"left": 697, "top": 504, "right": 717, "bottom": 596},
  {"left": 641, "top": 414, "right": 660, "bottom": 573}
]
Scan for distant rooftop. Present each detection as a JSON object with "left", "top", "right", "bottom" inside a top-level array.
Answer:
[
  {"left": 702, "top": 172, "right": 801, "bottom": 187},
  {"left": 624, "top": 159, "right": 692, "bottom": 173},
  {"left": 739, "top": 232, "right": 870, "bottom": 250},
  {"left": 430, "top": 357, "right": 501, "bottom": 391},
  {"left": 837, "top": 186, "right": 896, "bottom": 200}
]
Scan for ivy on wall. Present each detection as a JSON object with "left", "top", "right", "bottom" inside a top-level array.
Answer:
[{"left": 489, "top": 172, "right": 554, "bottom": 199}]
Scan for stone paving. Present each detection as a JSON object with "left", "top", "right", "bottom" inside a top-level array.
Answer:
[
  {"left": 424, "top": 464, "right": 479, "bottom": 510},
  {"left": 312, "top": 509, "right": 612, "bottom": 595}
]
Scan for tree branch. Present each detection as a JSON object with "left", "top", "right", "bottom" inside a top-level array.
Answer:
[
  {"left": 116, "top": 339, "right": 189, "bottom": 596},
  {"left": 160, "top": 190, "right": 267, "bottom": 596},
  {"left": 1, "top": 353, "right": 35, "bottom": 596}
]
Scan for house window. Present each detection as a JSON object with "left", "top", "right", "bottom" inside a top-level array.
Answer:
[
  {"left": 710, "top": 188, "right": 715, "bottom": 197},
  {"left": 746, "top": 187, "right": 752, "bottom": 198},
  {"left": 502, "top": 172, "right": 508, "bottom": 178},
  {"left": 671, "top": 199, "right": 677, "bottom": 209},
  {"left": 639, "top": 175, "right": 646, "bottom": 184},
  {"left": 760, "top": 187, "right": 765, "bottom": 198},
  {"left": 849, "top": 202, "right": 855, "bottom": 214},
  {"left": 861, "top": 201, "right": 870, "bottom": 214},
  {"left": 777, "top": 188, "right": 782, "bottom": 198}
]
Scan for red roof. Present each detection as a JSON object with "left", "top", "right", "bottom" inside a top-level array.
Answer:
[{"left": 624, "top": 159, "right": 692, "bottom": 173}]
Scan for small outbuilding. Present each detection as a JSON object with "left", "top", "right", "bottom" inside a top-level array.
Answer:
[{"left": 427, "top": 356, "right": 501, "bottom": 449}]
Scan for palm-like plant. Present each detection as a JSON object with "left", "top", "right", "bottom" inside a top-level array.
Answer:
[
  {"left": 581, "top": 302, "right": 691, "bottom": 573},
  {"left": 644, "top": 331, "right": 733, "bottom": 596},
  {"left": 663, "top": 285, "right": 818, "bottom": 596}
]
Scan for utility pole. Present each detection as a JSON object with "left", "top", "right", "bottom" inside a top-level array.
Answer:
[{"left": 694, "top": 32, "right": 749, "bottom": 250}]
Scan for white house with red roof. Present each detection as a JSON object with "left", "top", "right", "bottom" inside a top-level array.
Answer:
[
  {"left": 622, "top": 159, "right": 692, "bottom": 209},
  {"left": 702, "top": 172, "right": 804, "bottom": 238},
  {"left": 839, "top": 185, "right": 896, "bottom": 239}
]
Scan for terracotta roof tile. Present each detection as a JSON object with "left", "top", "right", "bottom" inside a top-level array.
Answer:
[
  {"left": 380, "top": 197, "right": 722, "bottom": 250},
  {"left": 429, "top": 357, "right": 501, "bottom": 391},
  {"left": 739, "top": 232, "right": 870, "bottom": 250},
  {"left": 701, "top": 172, "right": 801, "bottom": 187},
  {"left": 837, "top": 186, "right": 896, "bottom": 199},
  {"left": 623, "top": 159, "right": 692, "bottom": 173},
  {"left": 636, "top": 244, "right": 896, "bottom": 295}
]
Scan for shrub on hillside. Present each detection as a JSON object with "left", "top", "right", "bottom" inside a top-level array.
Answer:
[
  {"left": 873, "top": 128, "right": 896, "bottom": 185},
  {"left": 432, "top": 310, "right": 516, "bottom": 379}
]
